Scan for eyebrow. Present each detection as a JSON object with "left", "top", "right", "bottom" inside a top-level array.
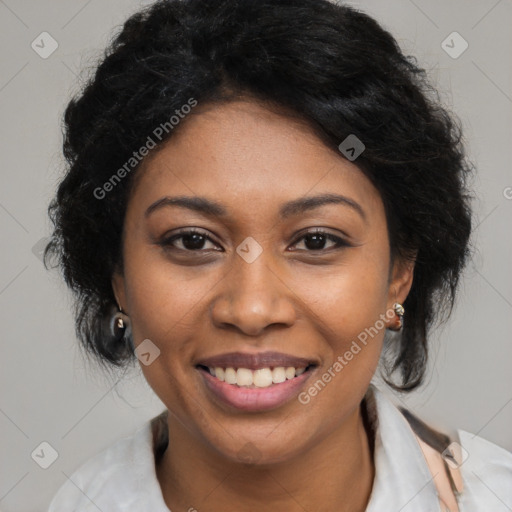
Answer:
[{"left": 145, "top": 193, "right": 366, "bottom": 222}]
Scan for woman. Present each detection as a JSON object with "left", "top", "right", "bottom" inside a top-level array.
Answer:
[{"left": 45, "top": 0, "right": 512, "bottom": 510}]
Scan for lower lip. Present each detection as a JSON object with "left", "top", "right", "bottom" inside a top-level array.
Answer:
[{"left": 197, "top": 366, "right": 316, "bottom": 412}]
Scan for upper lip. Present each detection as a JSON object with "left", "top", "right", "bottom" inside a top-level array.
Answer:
[{"left": 195, "top": 351, "right": 318, "bottom": 370}]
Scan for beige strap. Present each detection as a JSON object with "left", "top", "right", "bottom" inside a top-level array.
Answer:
[{"left": 413, "top": 432, "right": 464, "bottom": 511}]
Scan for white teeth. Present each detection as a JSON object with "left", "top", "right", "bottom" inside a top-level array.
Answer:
[
  {"left": 285, "top": 366, "right": 296, "bottom": 380},
  {"left": 236, "top": 368, "right": 253, "bottom": 386},
  {"left": 206, "top": 365, "right": 310, "bottom": 387},
  {"left": 253, "top": 368, "right": 273, "bottom": 387},
  {"left": 224, "top": 367, "right": 237, "bottom": 384},
  {"left": 272, "top": 367, "right": 286, "bottom": 383}
]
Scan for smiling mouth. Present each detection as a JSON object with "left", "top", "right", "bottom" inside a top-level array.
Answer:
[{"left": 196, "top": 364, "right": 317, "bottom": 389}]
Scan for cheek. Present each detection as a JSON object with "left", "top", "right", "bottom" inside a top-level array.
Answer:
[
  {"left": 123, "top": 243, "right": 205, "bottom": 341},
  {"left": 294, "top": 263, "right": 388, "bottom": 423},
  {"left": 123, "top": 257, "right": 203, "bottom": 411},
  {"left": 312, "top": 250, "right": 389, "bottom": 337},
  {"left": 300, "top": 248, "right": 390, "bottom": 397}
]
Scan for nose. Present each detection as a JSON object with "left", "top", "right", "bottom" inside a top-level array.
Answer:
[{"left": 210, "top": 251, "right": 297, "bottom": 337}]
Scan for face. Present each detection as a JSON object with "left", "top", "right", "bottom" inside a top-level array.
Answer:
[{"left": 113, "top": 100, "right": 414, "bottom": 464}]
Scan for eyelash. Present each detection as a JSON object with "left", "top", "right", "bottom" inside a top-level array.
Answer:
[{"left": 159, "top": 228, "right": 349, "bottom": 253}]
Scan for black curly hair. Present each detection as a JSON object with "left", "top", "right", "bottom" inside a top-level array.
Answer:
[{"left": 45, "top": 0, "right": 474, "bottom": 391}]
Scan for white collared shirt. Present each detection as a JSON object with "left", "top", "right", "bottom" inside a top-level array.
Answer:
[{"left": 47, "top": 385, "right": 512, "bottom": 511}]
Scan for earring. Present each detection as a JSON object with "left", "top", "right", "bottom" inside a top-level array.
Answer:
[
  {"left": 392, "top": 302, "right": 405, "bottom": 331},
  {"left": 110, "top": 305, "right": 131, "bottom": 341}
]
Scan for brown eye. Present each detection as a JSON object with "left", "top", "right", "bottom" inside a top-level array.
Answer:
[
  {"left": 290, "top": 230, "right": 349, "bottom": 252},
  {"left": 160, "top": 229, "right": 220, "bottom": 252}
]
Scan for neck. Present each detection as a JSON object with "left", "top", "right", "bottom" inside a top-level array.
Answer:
[{"left": 156, "top": 399, "right": 375, "bottom": 512}]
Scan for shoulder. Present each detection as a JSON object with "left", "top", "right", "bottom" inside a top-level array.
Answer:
[
  {"left": 366, "top": 384, "right": 512, "bottom": 511},
  {"left": 400, "top": 402, "right": 512, "bottom": 510},
  {"left": 455, "top": 429, "right": 512, "bottom": 511},
  {"left": 47, "top": 418, "right": 167, "bottom": 512}
]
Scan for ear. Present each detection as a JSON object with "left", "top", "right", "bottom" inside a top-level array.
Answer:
[
  {"left": 386, "top": 254, "right": 416, "bottom": 315},
  {"left": 111, "top": 269, "right": 127, "bottom": 311}
]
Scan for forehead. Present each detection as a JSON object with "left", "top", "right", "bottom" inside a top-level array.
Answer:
[{"left": 130, "top": 100, "right": 384, "bottom": 224}]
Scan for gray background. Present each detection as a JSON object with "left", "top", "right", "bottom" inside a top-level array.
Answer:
[{"left": 0, "top": 0, "right": 511, "bottom": 510}]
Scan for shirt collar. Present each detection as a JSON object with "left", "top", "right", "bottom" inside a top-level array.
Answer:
[{"left": 364, "top": 383, "right": 443, "bottom": 511}]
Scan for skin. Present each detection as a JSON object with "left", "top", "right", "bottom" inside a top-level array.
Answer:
[{"left": 112, "top": 99, "right": 415, "bottom": 512}]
